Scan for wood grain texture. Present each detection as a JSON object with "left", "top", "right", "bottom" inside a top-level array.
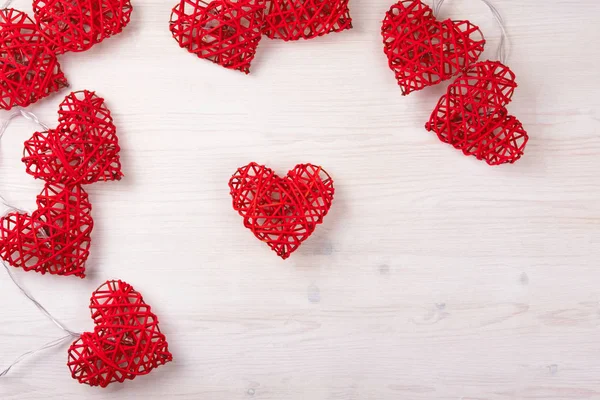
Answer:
[{"left": 1, "top": 0, "right": 599, "bottom": 398}]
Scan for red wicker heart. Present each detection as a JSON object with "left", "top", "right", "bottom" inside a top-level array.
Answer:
[
  {"left": 0, "top": 8, "right": 68, "bottom": 110},
  {"left": 425, "top": 60, "right": 528, "bottom": 165},
  {"left": 170, "top": 0, "right": 265, "bottom": 74},
  {"left": 263, "top": 0, "right": 352, "bottom": 41},
  {"left": 67, "top": 280, "right": 173, "bottom": 387},
  {"left": 22, "top": 90, "right": 122, "bottom": 185},
  {"left": 381, "top": 0, "right": 485, "bottom": 95},
  {"left": 229, "top": 162, "right": 335, "bottom": 259},
  {"left": 32, "top": 0, "right": 133, "bottom": 54},
  {"left": 0, "top": 184, "right": 92, "bottom": 278}
]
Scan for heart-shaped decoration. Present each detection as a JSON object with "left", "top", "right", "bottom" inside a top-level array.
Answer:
[
  {"left": 425, "top": 60, "right": 529, "bottom": 165},
  {"left": 0, "top": 8, "right": 68, "bottom": 110},
  {"left": 263, "top": 0, "right": 352, "bottom": 41},
  {"left": 22, "top": 90, "right": 123, "bottom": 185},
  {"left": 67, "top": 280, "right": 173, "bottom": 387},
  {"left": 0, "top": 183, "right": 93, "bottom": 278},
  {"left": 32, "top": 0, "right": 133, "bottom": 54},
  {"left": 381, "top": 0, "right": 485, "bottom": 95},
  {"left": 170, "top": 0, "right": 265, "bottom": 74},
  {"left": 229, "top": 162, "right": 335, "bottom": 259}
]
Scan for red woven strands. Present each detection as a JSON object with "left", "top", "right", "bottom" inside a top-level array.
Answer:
[
  {"left": 67, "top": 280, "right": 173, "bottom": 387},
  {"left": 0, "top": 184, "right": 92, "bottom": 278},
  {"left": 263, "top": 0, "right": 352, "bottom": 41},
  {"left": 170, "top": 0, "right": 265, "bottom": 74},
  {"left": 382, "top": 0, "right": 485, "bottom": 95},
  {"left": 0, "top": 8, "right": 68, "bottom": 110},
  {"left": 33, "top": 0, "right": 133, "bottom": 54},
  {"left": 426, "top": 60, "right": 528, "bottom": 165},
  {"left": 229, "top": 162, "right": 334, "bottom": 259},
  {"left": 23, "top": 90, "right": 122, "bottom": 185},
  {"left": 0, "top": 90, "right": 121, "bottom": 278}
]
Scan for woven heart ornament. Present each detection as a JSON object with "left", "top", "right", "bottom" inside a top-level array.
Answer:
[
  {"left": 425, "top": 60, "right": 528, "bottom": 165},
  {"left": 67, "top": 280, "right": 173, "bottom": 387},
  {"left": 263, "top": 0, "right": 352, "bottom": 41},
  {"left": 33, "top": 0, "right": 133, "bottom": 54},
  {"left": 170, "top": 0, "right": 265, "bottom": 74},
  {"left": 22, "top": 90, "right": 122, "bottom": 185},
  {"left": 381, "top": 0, "right": 485, "bottom": 95},
  {"left": 229, "top": 163, "right": 334, "bottom": 259},
  {"left": 0, "top": 8, "right": 68, "bottom": 110},
  {"left": 0, "top": 184, "right": 92, "bottom": 278}
]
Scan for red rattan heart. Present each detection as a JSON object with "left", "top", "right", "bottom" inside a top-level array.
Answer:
[
  {"left": 382, "top": 0, "right": 485, "bottom": 95},
  {"left": 425, "top": 60, "right": 528, "bottom": 165},
  {"left": 32, "top": 0, "right": 133, "bottom": 54},
  {"left": 229, "top": 163, "right": 335, "bottom": 259},
  {"left": 0, "top": 184, "right": 92, "bottom": 278},
  {"left": 0, "top": 8, "right": 68, "bottom": 110},
  {"left": 22, "top": 90, "right": 122, "bottom": 185},
  {"left": 67, "top": 280, "right": 173, "bottom": 387},
  {"left": 170, "top": 0, "right": 265, "bottom": 74},
  {"left": 263, "top": 0, "right": 352, "bottom": 41}
]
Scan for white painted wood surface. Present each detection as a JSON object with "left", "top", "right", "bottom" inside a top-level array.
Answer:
[{"left": 1, "top": 0, "right": 599, "bottom": 398}]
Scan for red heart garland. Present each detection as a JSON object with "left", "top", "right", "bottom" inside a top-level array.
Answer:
[
  {"left": 67, "top": 280, "right": 173, "bottom": 387},
  {"left": 32, "top": 0, "right": 133, "bottom": 54},
  {"left": 0, "top": 8, "right": 68, "bottom": 110},
  {"left": 381, "top": 0, "right": 485, "bottom": 95},
  {"left": 0, "top": 183, "right": 92, "bottom": 278},
  {"left": 263, "top": 0, "right": 352, "bottom": 41},
  {"left": 22, "top": 90, "right": 123, "bottom": 185},
  {"left": 229, "top": 163, "right": 334, "bottom": 259},
  {"left": 169, "top": 0, "right": 265, "bottom": 74},
  {"left": 425, "top": 60, "right": 528, "bottom": 165}
]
